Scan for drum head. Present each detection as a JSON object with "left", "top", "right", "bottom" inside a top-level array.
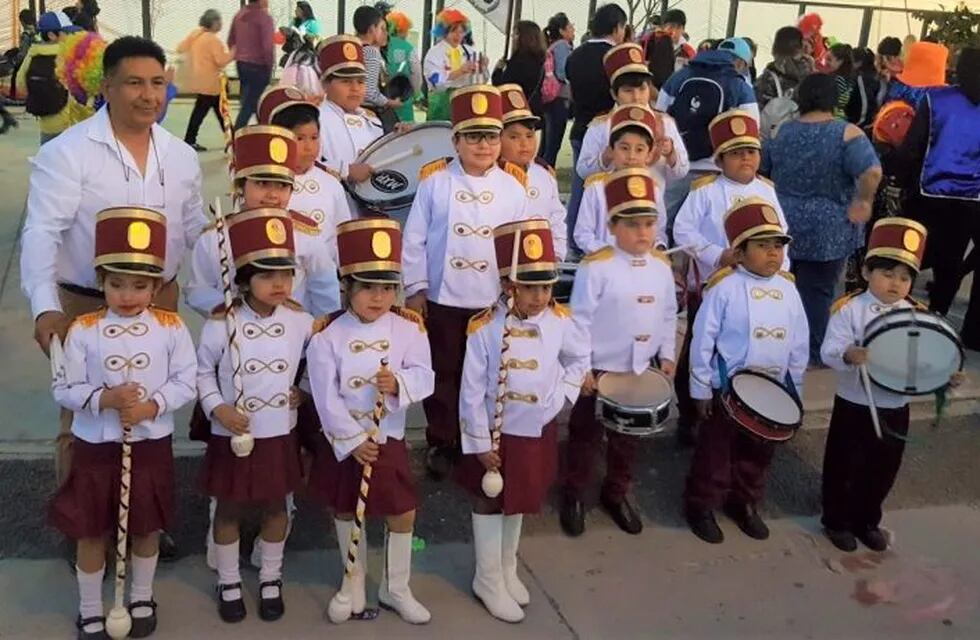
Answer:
[
  {"left": 730, "top": 372, "right": 801, "bottom": 427},
  {"left": 351, "top": 122, "right": 455, "bottom": 214},
  {"left": 597, "top": 369, "right": 673, "bottom": 409},
  {"left": 864, "top": 310, "right": 963, "bottom": 395}
]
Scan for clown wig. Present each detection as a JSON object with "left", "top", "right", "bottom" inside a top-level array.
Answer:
[
  {"left": 387, "top": 11, "right": 412, "bottom": 38},
  {"left": 56, "top": 31, "right": 107, "bottom": 105},
  {"left": 432, "top": 8, "right": 470, "bottom": 40}
]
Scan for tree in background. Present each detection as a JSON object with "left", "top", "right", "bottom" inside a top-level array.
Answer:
[{"left": 914, "top": 1, "right": 980, "bottom": 62}]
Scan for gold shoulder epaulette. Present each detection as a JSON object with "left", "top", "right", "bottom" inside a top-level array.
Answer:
[
  {"left": 589, "top": 112, "right": 610, "bottom": 125},
  {"left": 830, "top": 290, "right": 862, "bottom": 315},
  {"left": 584, "top": 171, "right": 609, "bottom": 188},
  {"left": 314, "top": 160, "right": 342, "bottom": 181},
  {"left": 283, "top": 298, "right": 306, "bottom": 312},
  {"left": 907, "top": 295, "right": 928, "bottom": 311},
  {"left": 581, "top": 245, "right": 615, "bottom": 264},
  {"left": 691, "top": 173, "right": 719, "bottom": 190},
  {"left": 550, "top": 301, "right": 572, "bottom": 318},
  {"left": 777, "top": 270, "right": 795, "bottom": 283},
  {"left": 534, "top": 157, "right": 557, "bottom": 178},
  {"left": 391, "top": 305, "right": 426, "bottom": 333},
  {"left": 419, "top": 157, "right": 449, "bottom": 181},
  {"left": 71, "top": 308, "right": 107, "bottom": 329},
  {"left": 649, "top": 248, "right": 671, "bottom": 266},
  {"left": 704, "top": 266, "right": 735, "bottom": 291},
  {"left": 466, "top": 305, "right": 496, "bottom": 335},
  {"left": 501, "top": 161, "right": 528, "bottom": 188},
  {"left": 757, "top": 175, "right": 774, "bottom": 187},
  {"left": 314, "top": 309, "right": 346, "bottom": 334},
  {"left": 150, "top": 307, "right": 183, "bottom": 328},
  {"left": 289, "top": 210, "right": 320, "bottom": 235}
]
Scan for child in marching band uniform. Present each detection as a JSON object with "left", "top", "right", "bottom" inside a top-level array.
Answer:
[
  {"left": 820, "top": 218, "right": 964, "bottom": 552},
  {"left": 684, "top": 199, "right": 808, "bottom": 544},
  {"left": 50, "top": 208, "right": 196, "bottom": 639},
  {"left": 316, "top": 35, "right": 384, "bottom": 185},
  {"left": 401, "top": 85, "right": 530, "bottom": 478},
  {"left": 458, "top": 220, "right": 589, "bottom": 622},
  {"left": 197, "top": 209, "right": 313, "bottom": 623},
  {"left": 258, "top": 86, "right": 353, "bottom": 261},
  {"left": 673, "top": 110, "right": 791, "bottom": 446},
  {"left": 497, "top": 85, "right": 568, "bottom": 261},
  {"left": 561, "top": 170, "right": 677, "bottom": 537},
  {"left": 574, "top": 104, "right": 670, "bottom": 252},
  {"left": 307, "top": 219, "right": 434, "bottom": 625}
]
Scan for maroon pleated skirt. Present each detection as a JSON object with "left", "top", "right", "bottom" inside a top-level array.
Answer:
[
  {"left": 308, "top": 437, "right": 417, "bottom": 516},
  {"left": 454, "top": 420, "right": 559, "bottom": 515},
  {"left": 200, "top": 432, "right": 303, "bottom": 503},
  {"left": 49, "top": 436, "right": 174, "bottom": 540}
]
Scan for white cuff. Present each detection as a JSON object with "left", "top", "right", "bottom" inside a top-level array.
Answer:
[{"left": 31, "top": 284, "right": 63, "bottom": 320}]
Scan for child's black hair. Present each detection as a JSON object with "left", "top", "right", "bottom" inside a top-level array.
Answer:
[
  {"left": 611, "top": 72, "right": 653, "bottom": 95},
  {"left": 234, "top": 264, "right": 295, "bottom": 288},
  {"left": 271, "top": 106, "right": 320, "bottom": 131},
  {"left": 863, "top": 256, "right": 916, "bottom": 276},
  {"left": 609, "top": 125, "right": 654, "bottom": 148}
]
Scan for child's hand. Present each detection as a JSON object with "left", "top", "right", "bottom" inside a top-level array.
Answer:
[
  {"left": 288, "top": 386, "right": 304, "bottom": 409},
  {"left": 101, "top": 383, "right": 142, "bottom": 411},
  {"left": 477, "top": 450, "right": 501, "bottom": 471},
  {"left": 352, "top": 439, "right": 380, "bottom": 465},
  {"left": 581, "top": 371, "right": 598, "bottom": 396},
  {"left": 376, "top": 369, "right": 399, "bottom": 396},
  {"left": 120, "top": 400, "right": 159, "bottom": 428},
  {"left": 213, "top": 404, "right": 249, "bottom": 435},
  {"left": 694, "top": 398, "right": 713, "bottom": 422},
  {"left": 347, "top": 163, "right": 373, "bottom": 183},
  {"left": 659, "top": 359, "right": 676, "bottom": 378},
  {"left": 844, "top": 346, "right": 869, "bottom": 366},
  {"left": 949, "top": 371, "right": 966, "bottom": 388}
]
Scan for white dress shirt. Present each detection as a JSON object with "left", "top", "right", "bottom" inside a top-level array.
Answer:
[
  {"left": 459, "top": 302, "right": 589, "bottom": 454},
  {"left": 197, "top": 301, "right": 313, "bottom": 439},
  {"left": 821, "top": 290, "right": 914, "bottom": 409},
  {"left": 673, "top": 175, "right": 791, "bottom": 288},
  {"left": 53, "top": 307, "right": 197, "bottom": 444},
  {"left": 402, "top": 160, "right": 530, "bottom": 308},
  {"left": 690, "top": 266, "right": 809, "bottom": 400},
  {"left": 306, "top": 308, "right": 434, "bottom": 461},
  {"left": 573, "top": 172, "right": 669, "bottom": 253},
  {"left": 571, "top": 245, "right": 678, "bottom": 374},
  {"left": 20, "top": 106, "right": 207, "bottom": 318},
  {"left": 318, "top": 99, "right": 383, "bottom": 179},
  {"left": 575, "top": 110, "right": 690, "bottom": 186},
  {"left": 524, "top": 161, "right": 568, "bottom": 262},
  {"left": 289, "top": 161, "right": 354, "bottom": 263},
  {"left": 184, "top": 212, "right": 340, "bottom": 318}
]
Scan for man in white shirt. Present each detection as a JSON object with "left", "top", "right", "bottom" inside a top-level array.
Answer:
[{"left": 20, "top": 36, "right": 207, "bottom": 489}]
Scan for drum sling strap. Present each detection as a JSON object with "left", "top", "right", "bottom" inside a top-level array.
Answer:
[{"left": 715, "top": 353, "right": 801, "bottom": 404}]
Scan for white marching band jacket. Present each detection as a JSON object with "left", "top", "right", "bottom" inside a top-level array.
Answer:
[
  {"left": 574, "top": 172, "right": 669, "bottom": 253},
  {"left": 289, "top": 161, "right": 354, "bottom": 263},
  {"left": 317, "top": 99, "right": 384, "bottom": 180}
]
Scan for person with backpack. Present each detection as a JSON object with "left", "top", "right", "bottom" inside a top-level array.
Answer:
[
  {"left": 755, "top": 26, "right": 813, "bottom": 140},
  {"left": 655, "top": 47, "right": 759, "bottom": 230},
  {"left": 538, "top": 13, "right": 575, "bottom": 167},
  {"left": 15, "top": 11, "right": 81, "bottom": 145}
]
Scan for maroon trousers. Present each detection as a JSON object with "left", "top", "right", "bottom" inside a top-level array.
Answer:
[
  {"left": 684, "top": 397, "right": 776, "bottom": 512},
  {"left": 423, "top": 301, "right": 481, "bottom": 449},
  {"left": 821, "top": 396, "right": 909, "bottom": 532},
  {"left": 564, "top": 393, "right": 639, "bottom": 502},
  {"left": 674, "top": 292, "right": 702, "bottom": 429}
]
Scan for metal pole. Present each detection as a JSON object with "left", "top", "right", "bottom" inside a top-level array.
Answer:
[
  {"left": 337, "top": 0, "right": 346, "bottom": 34},
  {"left": 725, "top": 0, "right": 739, "bottom": 38},
  {"left": 587, "top": 0, "right": 597, "bottom": 33},
  {"left": 798, "top": 4, "right": 807, "bottom": 17},
  {"left": 503, "top": 0, "right": 515, "bottom": 60},
  {"left": 141, "top": 0, "right": 151, "bottom": 38},
  {"left": 421, "top": 0, "right": 434, "bottom": 101},
  {"left": 858, "top": 8, "right": 872, "bottom": 49},
  {"left": 38, "top": 0, "right": 45, "bottom": 15}
]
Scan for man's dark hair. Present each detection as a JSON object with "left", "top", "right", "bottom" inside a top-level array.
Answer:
[
  {"left": 772, "top": 26, "right": 803, "bottom": 58},
  {"left": 612, "top": 72, "right": 653, "bottom": 94},
  {"left": 591, "top": 4, "right": 627, "bottom": 38},
  {"left": 271, "top": 105, "right": 320, "bottom": 130},
  {"left": 609, "top": 125, "right": 653, "bottom": 148},
  {"left": 102, "top": 36, "right": 166, "bottom": 76},
  {"left": 353, "top": 5, "right": 384, "bottom": 35},
  {"left": 796, "top": 73, "right": 838, "bottom": 114},
  {"left": 79, "top": 0, "right": 100, "bottom": 18},
  {"left": 663, "top": 9, "right": 686, "bottom": 27},
  {"left": 877, "top": 36, "right": 902, "bottom": 57},
  {"left": 19, "top": 9, "right": 35, "bottom": 27}
]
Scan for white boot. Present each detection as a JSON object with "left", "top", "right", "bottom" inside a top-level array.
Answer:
[
  {"left": 251, "top": 493, "right": 296, "bottom": 569},
  {"left": 501, "top": 514, "right": 530, "bottom": 606},
  {"left": 471, "top": 513, "right": 524, "bottom": 622},
  {"left": 327, "top": 519, "right": 368, "bottom": 623},
  {"left": 378, "top": 531, "right": 431, "bottom": 624}
]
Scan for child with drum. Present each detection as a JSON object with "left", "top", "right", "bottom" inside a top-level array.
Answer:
[
  {"left": 306, "top": 219, "right": 434, "bottom": 625},
  {"left": 820, "top": 217, "right": 965, "bottom": 552},
  {"left": 258, "top": 86, "right": 353, "bottom": 262},
  {"left": 683, "top": 199, "right": 808, "bottom": 544},
  {"left": 497, "top": 84, "right": 568, "bottom": 261},
  {"left": 316, "top": 35, "right": 384, "bottom": 185},
  {"left": 457, "top": 220, "right": 589, "bottom": 622},
  {"left": 561, "top": 170, "right": 677, "bottom": 537},
  {"left": 673, "top": 110, "right": 790, "bottom": 446},
  {"left": 401, "top": 85, "right": 530, "bottom": 479},
  {"left": 50, "top": 209, "right": 196, "bottom": 639},
  {"left": 574, "top": 104, "right": 670, "bottom": 253}
]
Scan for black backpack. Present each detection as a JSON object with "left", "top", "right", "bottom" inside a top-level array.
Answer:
[
  {"left": 25, "top": 53, "right": 68, "bottom": 117},
  {"left": 668, "top": 75, "right": 726, "bottom": 161}
]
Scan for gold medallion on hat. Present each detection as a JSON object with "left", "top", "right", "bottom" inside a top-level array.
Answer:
[
  {"left": 523, "top": 233, "right": 544, "bottom": 260},
  {"left": 269, "top": 137, "right": 289, "bottom": 163},
  {"left": 627, "top": 176, "right": 647, "bottom": 199},
  {"left": 509, "top": 91, "right": 526, "bottom": 109},
  {"left": 472, "top": 93, "right": 489, "bottom": 115},
  {"left": 372, "top": 230, "right": 392, "bottom": 259},
  {"left": 629, "top": 107, "right": 646, "bottom": 121},
  {"left": 342, "top": 42, "right": 358, "bottom": 61},
  {"left": 127, "top": 221, "right": 151, "bottom": 250},
  {"left": 761, "top": 205, "right": 779, "bottom": 225},
  {"left": 629, "top": 47, "right": 643, "bottom": 63},
  {"left": 730, "top": 117, "right": 747, "bottom": 136},
  {"left": 284, "top": 87, "right": 303, "bottom": 100},
  {"left": 266, "top": 219, "right": 287, "bottom": 245},
  {"left": 903, "top": 228, "right": 921, "bottom": 252}
]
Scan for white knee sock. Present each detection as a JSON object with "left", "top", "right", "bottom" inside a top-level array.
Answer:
[
  {"left": 77, "top": 565, "right": 105, "bottom": 629},
  {"left": 129, "top": 553, "right": 158, "bottom": 618},
  {"left": 214, "top": 541, "right": 242, "bottom": 601},
  {"left": 259, "top": 539, "right": 285, "bottom": 599}
]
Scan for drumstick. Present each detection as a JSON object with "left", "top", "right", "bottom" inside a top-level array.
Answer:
[
  {"left": 858, "top": 363, "right": 884, "bottom": 440},
  {"left": 665, "top": 243, "right": 704, "bottom": 256},
  {"left": 482, "top": 306, "right": 513, "bottom": 499},
  {"left": 368, "top": 145, "right": 423, "bottom": 171}
]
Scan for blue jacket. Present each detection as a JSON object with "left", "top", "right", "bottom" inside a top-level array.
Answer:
[{"left": 659, "top": 50, "right": 757, "bottom": 109}]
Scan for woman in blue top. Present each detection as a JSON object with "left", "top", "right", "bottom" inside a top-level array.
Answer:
[
  {"left": 539, "top": 13, "right": 575, "bottom": 167},
  {"left": 762, "top": 73, "right": 882, "bottom": 363}
]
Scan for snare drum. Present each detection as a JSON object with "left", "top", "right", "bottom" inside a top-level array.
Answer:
[
  {"left": 347, "top": 122, "right": 455, "bottom": 223},
  {"left": 721, "top": 371, "right": 802, "bottom": 442},
  {"left": 553, "top": 262, "right": 578, "bottom": 304},
  {"left": 595, "top": 368, "right": 674, "bottom": 437},
  {"left": 862, "top": 308, "right": 964, "bottom": 395}
]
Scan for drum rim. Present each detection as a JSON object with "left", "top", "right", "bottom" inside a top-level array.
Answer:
[
  {"left": 727, "top": 370, "right": 803, "bottom": 429},
  {"left": 354, "top": 121, "right": 453, "bottom": 164},
  {"left": 596, "top": 369, "right": 674, "bottom": 411},
  {"left": 862, "top": 313, "right": 965, "bottom": 396}
]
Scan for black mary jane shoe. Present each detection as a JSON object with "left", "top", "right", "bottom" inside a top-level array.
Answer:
[
  {"left": 128, "top": 600, "right": 158, "bottom": 638},
  {"left": 723, "top": 502, "right": 770, "bottom": 540},
  {"left": 600, "top": 494, "right": 643, "bottom": 535},
  {"left": 258, "top": 579, "right": 285, "bottom": 621},
  {"left": 216, "top": 582, "right": 247, "bottom": 623},
  {"left": 559, "top": 493, "right": 585, "bottom": 537},
  {"left": 76, "top": 615, "right": 108, "bottom": 640}
]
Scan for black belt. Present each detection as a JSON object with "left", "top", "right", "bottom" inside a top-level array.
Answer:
[{"left": 58, "top": 282, "right": 104, "bottom": 299}]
